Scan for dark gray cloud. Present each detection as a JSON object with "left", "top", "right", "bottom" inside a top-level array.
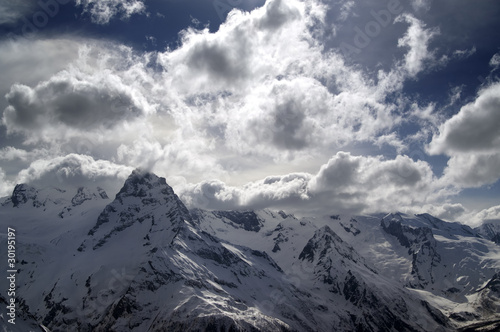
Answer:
[
  {"left": 2, "top": 62, "right": 152, "bottom": 141},
  {"left": 271, "top": 100, "right": 310, "bottom": 150},
  {"left": 186, "top": 39, "right": 250, "bottom": 84},
  {"left": 257, "top": 0, "right": 301, "bottom": 31},
  {"left": 0, "top": 39, "right": 80, "bottom": 109},
  {"left": 4, "top": 78, "right": 140, "bottom": 131}
]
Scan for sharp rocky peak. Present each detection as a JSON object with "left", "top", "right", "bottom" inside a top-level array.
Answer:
[
  {"left": 8, "top": 183, "right": 70, "bottom": 209},
  {"left": 82, "top": 169, "right": 192, "bottom": 250},
  {"left": 116, "top": 169, "right": 169, "bottom": 197},
  {"left": 299, "top": 225, "right": 365, "bottom": 266},
  {"left": 10, "top": 184, "right": 39, "bottom": 207},
  {"left": 113, "top": 169, "right": 185, "bottom": 209}
]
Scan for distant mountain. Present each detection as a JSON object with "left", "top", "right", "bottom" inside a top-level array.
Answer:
[
  {"left": 476, "top": 222, "right": 500, "bottom": 245},
  {"left": 1, "top": 170, "right": 499, "bottom": 331}
]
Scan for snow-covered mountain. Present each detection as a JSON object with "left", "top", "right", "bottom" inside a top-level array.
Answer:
[
  {"left": 476, "top": 221, "right": 500, "bottom": 245},
  {"left": 1, "top": 170, "right": 500, "bottom": 331}
]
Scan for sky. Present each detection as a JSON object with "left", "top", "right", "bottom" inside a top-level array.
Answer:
[{"left": 0, "top": 0, "right": 499, "bottom": 226}]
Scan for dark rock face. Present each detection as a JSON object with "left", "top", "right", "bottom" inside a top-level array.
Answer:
[
  {"left": 299, "top": 226, "right": 364, "bottom": 265},
  {"left": 381, "top": 214, "right": 441, "bottom": 288},
  {"left": 11, "top": 184, "right": 39, "bottom": 207},
  {"left": 272, "top": 230, "right": 288, "bottom": 253},
  {"left": 213, "top": 210, "right": 264, "bottom": 232},
  {"left": 298, "top": 226, "right": 445, "bottom": 332},
  {"left": 475, "top": 223, "right": 500, "bottom": 245},
  {"left": 473, "top": 273, "right": 500, "bottom": 317},
  {"left": 71, "top": 187, "right": 109, "bottom": 206},
  {"left": 339, "top": 218, "right": 361, "bottom": 236},
  {"left": 196, "top": 247, "right": 241, "bottom": 267}
]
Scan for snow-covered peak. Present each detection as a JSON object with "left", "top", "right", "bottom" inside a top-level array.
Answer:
[
  {"left": 476, "top": 222, "right": 500, "bottom": 244},
  {"left": 2, "top": 172, "right": 500, "bottom": 331},
  {"left": 2, "top": 183, "right": 109, "bottom": 217},
  {"left": 6, "top": 183, "right": 70, "bottom": 209},
  {"left": 299, "top": 225, "right": 373, "bottom": 273},
  {"left": 71, "top": 186, "right": 108, "bottom": 206},
  {"left": 116, "top": 169, "right": 171, "bottom": 199},
  {"left": 110, "top": 169, "right": 190, "bottom": 217},
  {"left": 81, "top": 170, "right": 192, "bottom": 251},
  {"left": 10, "top": 183, "right": 39, "bottom": 207}
]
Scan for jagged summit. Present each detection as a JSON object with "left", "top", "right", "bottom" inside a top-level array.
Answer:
[
  {"left": 80, "top": 169, "right": 192, "bottom": 251},
  {"left": 116, "top": 169, "right": 169, "bottom": 198},
  {"left": 3, "top": 182, "right": 109, "bottom": 220},
  {"left": 113, "top": 169, "right": 189, "bottom": 214},
  {"left": 10, "top": 183, "right": 40, "bottom": 207}
]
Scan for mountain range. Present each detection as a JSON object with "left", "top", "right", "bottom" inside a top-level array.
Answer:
[{"left": 1, "top": 170, "right": 499, "bottom": 331}]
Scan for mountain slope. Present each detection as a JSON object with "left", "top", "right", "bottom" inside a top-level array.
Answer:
[{"left": 0, "top": 170, "right": 499, "bottom": 331}]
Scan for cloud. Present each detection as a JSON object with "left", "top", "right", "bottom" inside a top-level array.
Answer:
[
  {"left": 179, "top": 172, "right": 312, "bottom": 211},
  {"left": 16, "top": 153, "right": 133, "bottom": 193},
  {"left": 423, "top": 203, "right": 467, "bottom": 222},
  {"left": 0, "top": 0, "right": 440, "bottom": 174},
  {"left": 431, "top": 204, "right": 500, "bottom": 227},
  {"left": 159, "top": 0, "right": 305, "bottom": 94},
  {"left": 452, "top": 46, "right": 476, "bottom": 60},
  {"left": 0, "top": 1, "right": 37, "bottom": 25},
  {"left": 75, "top": 0, "right": 146, "bottom": 24},
  {"left": 429, "top": 83, "right": 500, "bottom": 155},
  {"left": 427, "top": 82, "right": 500, "bottom": 189},
  {"left": 0, "top": 146, "right": 31, "bottom": 161},
  {"left": 4, "top": 73, "right": 141, "bottom": 131},
  {"left": 2, "top": 42, "right": 156, "bottom": 143},
  {"left": 411, "top": 0, "right": 432, "bottom": 12},
  {"left": 396, "top": 14, "right": 439, "bottom": 77},
  {"left": 155, "top": 0, "right": 441, "bottom": 164},
  {"left": 2, "top": 0, "right": 498, "bottom": 226},
  {"left": 337, "top": 1, "right": 356, "bottom": 22},
  {"left": 307, "top": 152, "right": 436, "bottom": 213},
  {"left": 178, "top": 151, "right": 437, "bottom": 216},
  {"left": 440, "top": 153, "right": 500, "bottom": 188},
  {"left": 474, "top": 205, "right": 500, "bottom": 224},
  {"left": 490, "top": 52, "right": 500, "bottom": 71},
  {"left": 0, "top": 38, "right": 80, "bottom": 108},
  {"left": 0, "top": 166, "right": 14, "bottom": 197}
]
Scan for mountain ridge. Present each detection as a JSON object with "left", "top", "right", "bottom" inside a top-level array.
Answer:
[{"left": 0, "top": 170, "right": 499, "bottom": 331}]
